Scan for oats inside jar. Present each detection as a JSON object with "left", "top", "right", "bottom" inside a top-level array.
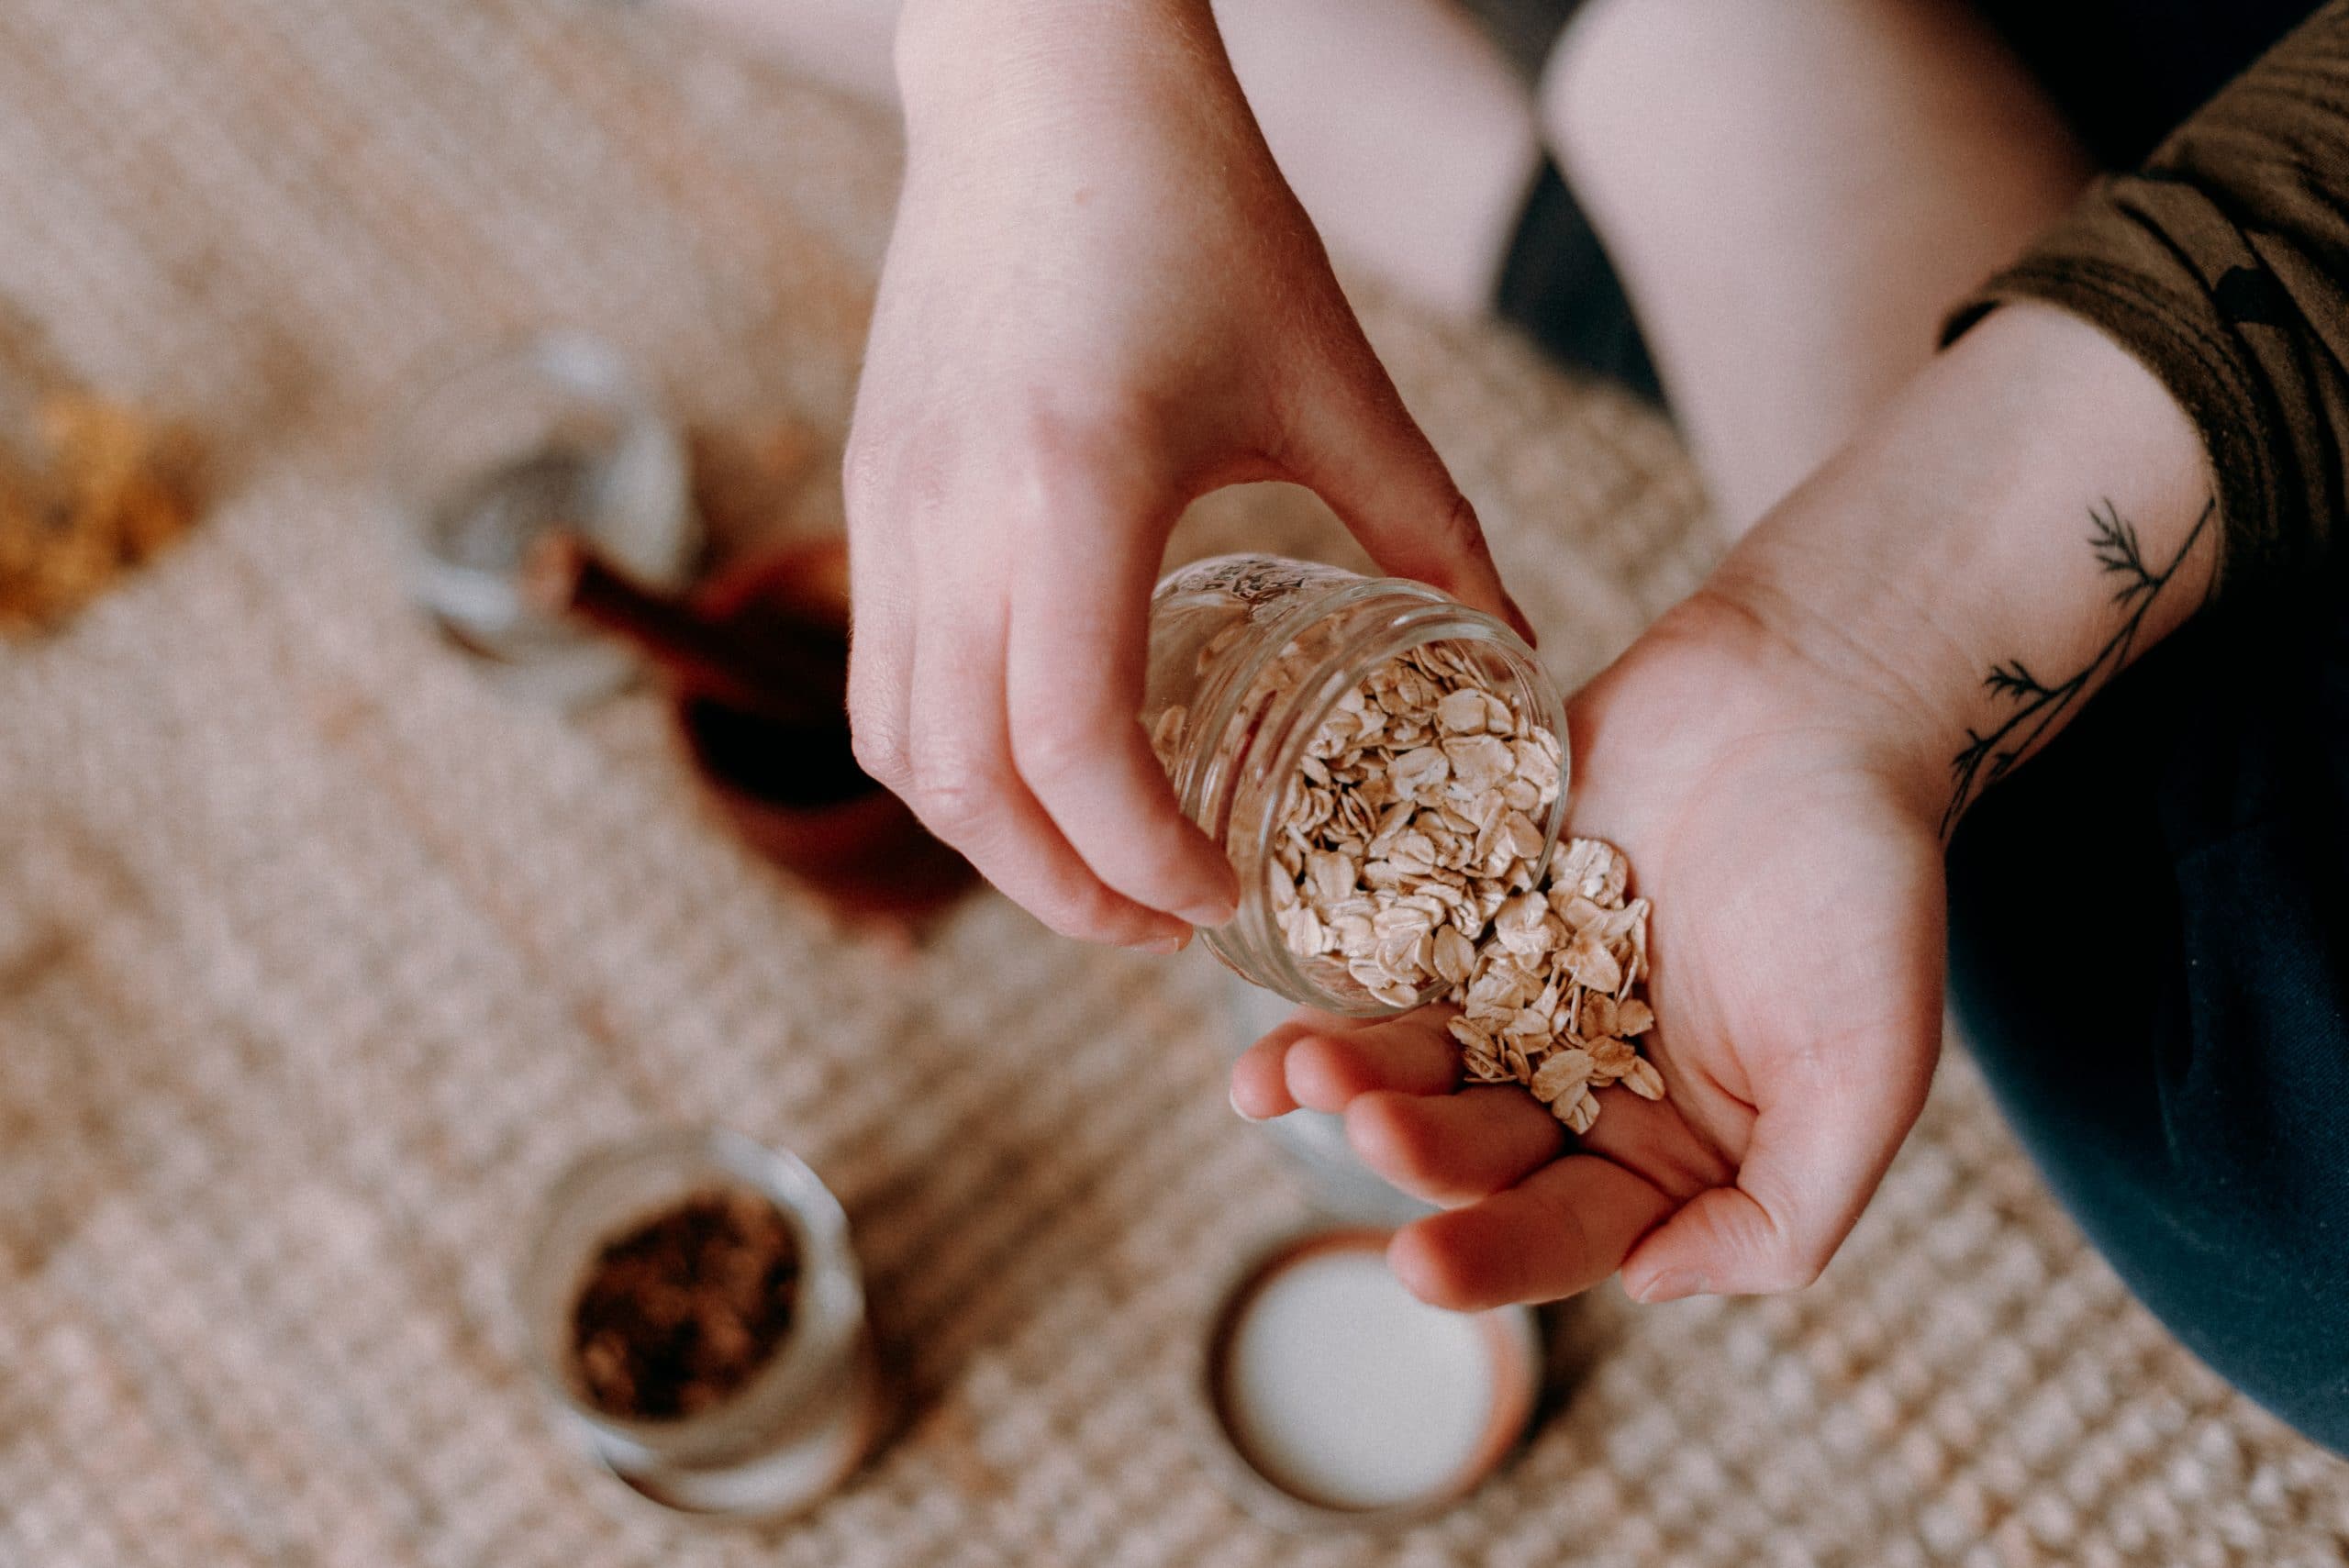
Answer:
[{"left": 1155, "top": 636, "right": 1664, "bottom": 1134}]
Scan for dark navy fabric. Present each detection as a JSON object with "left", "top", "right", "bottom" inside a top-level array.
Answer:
[
  {"left": 1946, "top": 592, "right": 2349, "bottom": 1455},
  {"left": 1972, "top": 0, "right": 2332, "bottom": 163},
  {"left": 1494, "top": 161, "right": 1663, "bottom": 405}
]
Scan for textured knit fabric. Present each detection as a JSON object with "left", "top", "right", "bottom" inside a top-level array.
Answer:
[
  {"left": 4, "top": 6, "right": 2346, "bottom": 1562},
  {"left": 1947, "top": 1, "right": 2349, "bottom": 596}
]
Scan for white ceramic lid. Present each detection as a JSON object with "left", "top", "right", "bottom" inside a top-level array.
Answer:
[{"left": 1199, "top": 1228, "right": 1541, "bottom": 1529}]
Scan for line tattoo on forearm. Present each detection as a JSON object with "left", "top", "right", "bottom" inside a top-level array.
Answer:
[{"left": 1941, "top": 497, "right": 2215, "bottom": 837}]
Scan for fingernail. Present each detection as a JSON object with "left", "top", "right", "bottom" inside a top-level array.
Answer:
[
  {"left": 1230, "top": 1086, "right": 1269, "bottom": 1123},
  {"left": 1178, "top": 895, "right": 1237, "bottom": 929},
  {"left": 1632, "top": 1269, "right": 1707, "bottom": 1305},
  {"left": 1182, "top": 853, "right": 1243, "bottom": 928},
  {"left": 1136, "top": 929, "right": 1191, "bottom": 956}
]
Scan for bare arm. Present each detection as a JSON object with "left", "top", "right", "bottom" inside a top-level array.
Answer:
[{"left": 1717, "top": 301, "right": 2216, "bottom": 840}]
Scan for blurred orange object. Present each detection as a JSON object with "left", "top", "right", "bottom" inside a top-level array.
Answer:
[
  {"left": 673, "top": 539, "right": 974, "bottom": 924},
  {"left": 528, "top": 528, "right": 973, "bottom": 926},
  {"left": 0, "top": 392, "right": 201, "bottom": 638}
]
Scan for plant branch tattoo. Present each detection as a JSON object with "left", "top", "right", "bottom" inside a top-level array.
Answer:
[{"left": 1941, "top": 497, "right": 2215, "bottom": 837}]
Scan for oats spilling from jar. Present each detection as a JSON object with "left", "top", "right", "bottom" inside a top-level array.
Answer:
[
  {"left": 1152, "top": 637, "right": 1664, "bottom": 1134},
  {"left": 1444, "top": 837, "right": 1660, "bottom": 1134}
]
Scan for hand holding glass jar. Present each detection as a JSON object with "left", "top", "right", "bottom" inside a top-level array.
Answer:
[{"left": 841, "top": 0, "right": 1533, "bottom": 954}]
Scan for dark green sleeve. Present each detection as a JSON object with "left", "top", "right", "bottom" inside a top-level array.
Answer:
[{"left": 1944, "top": 0, "right": 2349, "bottom": 594}]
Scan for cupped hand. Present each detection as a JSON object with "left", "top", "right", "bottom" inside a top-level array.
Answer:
[
  {"left": 1230, "top": 591, "right": 1948, "bottom": 1307},
  {"left": 844, "top": 0, "right": 1529, "bottom": 951}
]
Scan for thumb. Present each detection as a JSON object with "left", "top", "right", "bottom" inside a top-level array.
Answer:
[
  {"left": 1282, "top": 345, "right": 1538, "bottom": 646},
  {"left": 1620, "top": 1040, "right": 1934, "bottom": 1302}
]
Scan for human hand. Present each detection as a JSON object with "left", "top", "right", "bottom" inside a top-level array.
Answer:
[
  {"left": 1230, "top": 591, "right": 1947, "bottom": 1307},
  {"left": 844, "top": 0, "right": 1530, "bottom": 951}
]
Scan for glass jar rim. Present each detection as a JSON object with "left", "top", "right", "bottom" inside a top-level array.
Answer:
[
  {"left": 515, "top": 1126, "right": 867, "bottom": 1464},
  {"left": 376, "top": 330, "right": 685, "bottom": 634},
  {"left": 378, "top": 329, "right": 661, "bottom": 502},
  {"left": 1177, "top": 578, "right": 1569, "bottom": 1018}
]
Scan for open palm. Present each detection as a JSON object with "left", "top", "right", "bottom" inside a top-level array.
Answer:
[{"left": 1230, "top": 595, "right": 1948, "bottom": 1307}]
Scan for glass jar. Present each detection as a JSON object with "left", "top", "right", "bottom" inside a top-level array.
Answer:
[
  {"left": 515, "top": 1127, "right": 887, "bottom": 1518},
  {"left": 1144, "top": 554, "right": 1568, "bottom": 1017},
  {"left": 381, "top": 332, "right": 696, "bottom": 710}
]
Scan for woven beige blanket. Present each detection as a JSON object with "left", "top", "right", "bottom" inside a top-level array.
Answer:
[{"left": 0, "top": 3, "right": 2342, "bottom": 1563}]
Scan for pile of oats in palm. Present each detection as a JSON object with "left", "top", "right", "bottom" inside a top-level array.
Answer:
[
  {"left": 1442, "top": 837, "right": 1662, "bottom": 1135},
  {"left": 1252, "top": 641, "right": 1663, "bottom": 1135}
]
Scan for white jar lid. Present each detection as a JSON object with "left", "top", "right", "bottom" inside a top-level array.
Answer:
[{"left": 1199, "top": 1228, "right": 1542, "bottom": 1529}]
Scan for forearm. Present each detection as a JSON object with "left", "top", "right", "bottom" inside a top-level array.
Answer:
[
  {"left": 1948, "top": 0, "right": 2349, "bottom": 593},
  {"left": 889, "top": 0, "right": 1266, "bottom": 258},
  {"left": 896, "top": 0, "right": 1218, "bottom": 112},
  {"left": 1708, "top": 301, "right": 2216, "bottom": 837}
]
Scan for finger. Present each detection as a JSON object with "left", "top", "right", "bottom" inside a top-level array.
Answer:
[
  {"left": 1571, "top": 1084, "right": 1742, "bottom": 1200},
  {"left": 842, "top": 449, "right": 920, "bottom": 798},
  {"left": 1229, "top": 1012, "right": 1332, "bottom": 1121},
  {"left": 1280, "top": 1008, "right": 1460, "bottom": 1113},
  {"left": 1003, "top": 466, "right": 1241, "bottom": 928},
  {"left": 902, "top": 584, "right": 1189, "bottom": 950},
  {"left": 1387, "top": 1152, "right": 1677, "bottom": 1312},
  {"left": 1280, "top": 344, "right": 1537, "bottom": 646},
  {"left": 1344, "top": 1087, "right": 1562, "bottom": 1207},
  {"left": 1228, "top": 1006, "right": 1451, "bottom": 1120},
  {"left": 1620, "top": 1039, "right": 1937, "bottom": 1303}
]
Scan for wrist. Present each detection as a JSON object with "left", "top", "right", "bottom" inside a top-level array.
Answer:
[
  {"left": 1663, "top": 576, "right": 1956, "bottom": 822},
  {"left": 1696, "top": 303, "right": 2216, "bottom": 838},
  {"left": 1688, "top": 562, "right": 1959, "bottom": 828}
]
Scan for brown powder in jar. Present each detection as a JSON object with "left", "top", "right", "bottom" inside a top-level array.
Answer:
[{"left": 567, "top": 1187, "right": 801, "bottom": 1421}]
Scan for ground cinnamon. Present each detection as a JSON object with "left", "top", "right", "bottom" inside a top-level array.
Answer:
[{"left": 568, "top": 1188, "right": 802, "bottom": 1422}]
